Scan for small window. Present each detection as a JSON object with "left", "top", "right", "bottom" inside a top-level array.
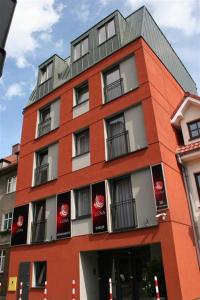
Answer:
[
  {"left": 188, "top": 119, "right": 200, "bottom": 139},
  {"left": 38, "top": 106, "right": 51, "bottom": 137},
  {"left": 35, "top": 149, "right": 48, "bottom": 185},
  {"left": 75, "top": 129, "right": 89, "bottom": 156},
  {"left": 75, "top": 83, "right": 89, "bottom": 105},
  {"left": 6, "top": 176, "right": 16, "bottom": 193},
  {"left": 195, "top": 173, "right": 200, "bottom": 202},
  {"left": 98, "top": 19, "right": 115, "bottom": 45},
  {"left": 103, "top": 66, "right": 123, "bottom": 102},
  {"left": 40, "top": 62, "right": 53, "bottom": 84},
  {"left": 75, "top": 186, "right": 91, "bottom": 218},
  {"left": 74, "top": 37, "right": 89, "bottom": 61},
  {"left": 0, "top": 250, "right": 5, "bottom": 273},
  {"left": 2, "top": 212, "right": 13, "bottom": 231},
  {"left": 33, "top": 261, "right": 47, "bottom": 287}
]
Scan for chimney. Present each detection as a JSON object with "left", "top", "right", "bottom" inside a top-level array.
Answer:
[{"left": 12, "top": 143, "right": 20, "bottom": 155}]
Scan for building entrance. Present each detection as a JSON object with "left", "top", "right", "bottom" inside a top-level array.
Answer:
[{"left": 80, "top": 244, "right": 167, "bottom": 300}]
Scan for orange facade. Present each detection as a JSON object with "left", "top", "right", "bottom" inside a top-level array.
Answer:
[{"left": 8, "top": 38, "right": 200, "bottom": 300}]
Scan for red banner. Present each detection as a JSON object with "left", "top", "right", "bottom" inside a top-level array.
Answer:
[
  {"left": 11, "top": 205, "right": 29, "bottom": 246},
  {"left": 57, "top": 192, "right": 71, "bottom": 239},
  {"left": 92, "top": 182, "right": 107, "bottom": 233},
  {"left": 151, "top": 164, "right": 168, "bottom": 210}
]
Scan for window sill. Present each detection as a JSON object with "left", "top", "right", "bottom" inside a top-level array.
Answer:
[
  {"left": 73, "top": 52, "right": 89, "bottom": 63},
  {"left": 188, "top": 136, "right": 200, "bottom": 142},
  {"left": 73, "top": 99, "right": 89, "bottom": 108},
  {"left": 105, "top": 146, "right": 148, "bottom": 163},
  {"left": 34, "top": 126, "right": 59, "bottom": 141},
  {"left": 31, "top": 178, "right": 57, "bottom": 189},
  {"left": 72, "top": 151, "right": 90, "bottom": 159},
  {"left": 102, "top": 86, "right": 139, "bottom": 106},
  {"left": 98, "top": 34, "right": 116, "bottom": 47},
  {"left": 73, "top": 214, "right": 91, "bottom": 220}
]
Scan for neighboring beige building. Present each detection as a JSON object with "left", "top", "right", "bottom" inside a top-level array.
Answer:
[
  {"left": 171, "top": 93, "right": 200, "bottom": 265},
  {"left": 0, "top": 144, "right": 19, "bottom": 299}
]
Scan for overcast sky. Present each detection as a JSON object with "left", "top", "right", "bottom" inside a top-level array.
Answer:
[{"left": 0, "top": 0, "right": 200, "bottom": 157}]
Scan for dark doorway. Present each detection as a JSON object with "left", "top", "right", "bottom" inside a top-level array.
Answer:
[
  {"left": 98, "top": 244, "right": 167, "bottom": 300},
  {"left": 17, "top": 262, "right": 30, "bottom": 300}
]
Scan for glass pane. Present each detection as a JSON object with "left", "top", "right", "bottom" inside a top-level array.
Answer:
[
  {"left": 74, "top": 43, "right": 81, "bottom": 60},
  {"left": 98, "top": 26, "right": 106, "bottom": 44},
  {"left": 47, "top": 62, "right": 53, "bottom": 79},
  {"left": 40, "top": 107, "right": 50, "bottom": 122},
  {"left": 40, "top": 67, "right": 47, "bottom": 84},
  {"left": 38, "top": 151, "right": 48, "bottom": 166},
  {"left": 82, "top": 37, "right": 89, "bottom": 56},
  {"left": 191, "top": 130, "right": 199, "bottom": 138},
  {"left": 105, "top": 67, "right": 120, "bottom": 86},
  {"left": 107, "top": 114, "right": 125, "bottom": 137},
  {"left": 107, "top": 19, "right": 115, "bottom": 39},
  {"left": 76, "top": 84, "right": 89, "bottom": 104},
  {"left": 190, "top": 123, "right": 197, "bottom": 130},
  {"left": 76, "top": 130, "right": 89, "bottom": 155},
  {"left": 76, "top": 187, "right": 90, "bottom": 216},
  {"left": 114, "top": 177, "right": 132, "bottom": 203}
]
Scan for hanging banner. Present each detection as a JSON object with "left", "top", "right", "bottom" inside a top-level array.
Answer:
[
  {"left": 57, "top": 192, "right": 71, "bottom": 239},
  {"left": 151, "top": 164, "right": 168, "bottom": 210},
  {"left": 92, "top": 181, "right": 107, "bottom": 233},
  {"left": 11, "top": 205, "right": 29, "bottom": 246}
]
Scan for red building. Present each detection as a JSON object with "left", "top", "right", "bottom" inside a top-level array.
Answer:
[{"left": 8, "top": 7, "right": 200, "bottom": 300}]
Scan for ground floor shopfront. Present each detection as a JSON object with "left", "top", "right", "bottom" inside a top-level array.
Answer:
[{"left": 7, "top": 222, "right": 200, "bottom": 300}]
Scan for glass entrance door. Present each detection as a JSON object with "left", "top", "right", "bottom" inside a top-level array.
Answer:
[{"left": 116, "top": 253, "right": 134, "bottom": 300}]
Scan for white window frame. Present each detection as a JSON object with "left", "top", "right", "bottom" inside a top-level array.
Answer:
[
  {"left": 6, "top": 176, "right": 16, "bottom": 193},
  {"left": 2, "top": 212, "right": 13, "bottom": 231},
  {"left": 0, "top": 250, "right": 5, "bottom": 273}
]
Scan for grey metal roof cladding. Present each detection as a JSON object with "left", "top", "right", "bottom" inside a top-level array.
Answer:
[{"left": 27, "top": 6, "right": 197, "bottom": 107}]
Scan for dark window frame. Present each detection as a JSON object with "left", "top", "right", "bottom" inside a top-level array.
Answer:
[
  {"left": 34, "top": 261, "right": 47, "bottom": 288},
  {"left": 75, "top": 186, "right": 91, "bottom": 219},
  {"left": 74, "top": 36, "right": 89, "bottom": 61},
  {"left": 35, "top": 149, "right": 49, "bottom": 186},
  {"left": 39, "top": 62, "right": 53, "bottom": 84},
  {"left": 74, "top": 82, "right": 89, "bottom": 106},
  {"left": 74, "top": 128, "right": 90, "bottom": 157},
  {"left": 38, "top": 105, "right": 51, "bottom": 137},
  {"left": 98, "top": 18, "right": 116, "bottom": 45},
  {"left": 195, "top": 172, "right": 200, "bottom": 202},
  {"left": 103, "top": 64, "right": 123, "bottom": 103},
  {"left": 187, "top": 118, "right": 200, "bottom": 140}
]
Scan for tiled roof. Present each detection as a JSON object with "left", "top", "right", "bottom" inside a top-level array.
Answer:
[
  {"left": 4, "top": 154, "right": 18, "bottom": 164},
  {"left": 176, "top": 141, "right": 200, "bottom": 155}
]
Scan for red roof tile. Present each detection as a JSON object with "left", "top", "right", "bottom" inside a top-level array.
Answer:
[
  {"left": 176, "top": 141, "right": 200, "bottom": 155},
  {"left": 4, "top": 154, "right": 18, "bottom": 164}
]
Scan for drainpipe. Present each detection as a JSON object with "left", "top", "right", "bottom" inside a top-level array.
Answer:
[{"left": 177, "top": 153, "right": 200, "bottom": 267}]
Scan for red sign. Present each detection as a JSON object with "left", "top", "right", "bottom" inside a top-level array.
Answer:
[
  {"left": 11, "top": 205, "right": 29, "bottom": 246},
  {"left": 151, "top": 164, "right": 168, "bottom": 210},
  {"left": 57, "top": 192, "right": 71, "bottom": 239},
  {"left": 92, "top": 182, "right": 107, "bottom": 233}
]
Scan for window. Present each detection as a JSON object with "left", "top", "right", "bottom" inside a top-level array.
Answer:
[
  {"left": 75, "top": 186, "right": 91, "bottom": 218},
  {"left": 74, "top": 37, "right": 89, "bottom": 61},
  {"left": 0, "top": 250, "right": 5, "bottom": 273},
  {"left": 188, "top": 119, "right": 200, "bottom": 139},
  {"left": 195, "top": 173, "right": 200, "bottom": 202},
  {"left": 103, "top": 65, "right": 123, "bottom": 102},
  {"left": 98, "top": 19, "right": 115, "bottom": 44},
  {"left": 35, "top": 149, "right": 48, "bottom": 185},
  {"left": 75, "top": 129, "right": 89, "bottom": 156},
  {"left": 38, "top": 106, "right": 51, "bottom": 137},
  {"left": 110, "top": 176, "right": 136, "bottom": 231},
  {"left": 33, "top": 261, "right": 47, "bottom": 287},
  {"left": 6, "top": 176, "right": 16, "bottom": 193},
  {"left": 32, "top": 201, "right": 46, "bottom": 243},
  {"left": 40, "top": 62, "right": 53, "bottom": 84},
  {"left": 2, "top": 212, "right": 13, "bottom": 231},
  {"left": 106, "top": 114, "right": 129, "bottom": 159},
  {"left": 75, "top": 83, "right": 89, "bottom": 105}
]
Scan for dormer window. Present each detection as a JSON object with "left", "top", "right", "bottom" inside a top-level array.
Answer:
[
  {"left": 40, "top": 62, "right": 53, "bottom": 84},
  {"left": 74, "top": 37, "right": 89, "bottom": 61},
  {"left": 98, "top": 19, "right": 115, "bottom": 45},
  {"left": 188, "top": 119, "right": 200, "bottom": 140}
]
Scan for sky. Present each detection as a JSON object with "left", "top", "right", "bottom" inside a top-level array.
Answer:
[{"left": 0, "top": 0, "right": 200, "bottom": 157}]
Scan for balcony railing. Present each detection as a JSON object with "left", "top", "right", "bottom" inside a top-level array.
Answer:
[
  {"left": 38, "top": 117, "right": 51, "bottom": 137},
  {"left": 111, "top": 198, "right": 137, "bottom": 232},
  {"left": 107, "top": 130, "right": 130, "bottom": 160},
  {"left": 34, "top": 163, "right": 48, "bottom": 186},
  {"left": 104, "top": 78, "right": 123, "bottom": 102},
  {"left": 37, "top": 77, "right": 53, "bottom": 100},
  {"left": 31, "top": 219, "right": 46, "bottom": 243}
]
